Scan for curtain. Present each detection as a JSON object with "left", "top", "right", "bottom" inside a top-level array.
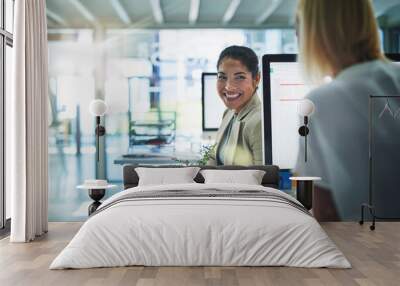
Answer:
[{"left": 10, "top": 0, "right": 49, "bottom": 242}]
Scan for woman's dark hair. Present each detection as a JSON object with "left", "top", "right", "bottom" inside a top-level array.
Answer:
[{"left": 217, "top": 45, "right": 259, "bottom": 78}]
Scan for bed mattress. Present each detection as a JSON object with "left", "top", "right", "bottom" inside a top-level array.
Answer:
[{"left": 50, "top": 183, "right": 350, "bottom": 269}]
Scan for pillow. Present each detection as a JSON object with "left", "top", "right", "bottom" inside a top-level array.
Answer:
[
  {"left": 200, "top": 169, "right": 266, "bottom": 185},
  {"left": 135, "top": 167, "right": 200, "bottom": 186}
]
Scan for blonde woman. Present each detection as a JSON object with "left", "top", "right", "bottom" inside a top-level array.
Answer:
[{"left": 295, "top": 0, "right": 400, "bottom": 220}]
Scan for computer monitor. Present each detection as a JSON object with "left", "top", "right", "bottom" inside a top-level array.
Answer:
[
  {"left": 201, "top": 72, "right": 226, "bottom": 131},
  {"left": 262, "top": 53, "right": 400, "bottom": 169},
  {"left": 262, "top": 54, "right": 311, "bottom": 168}
]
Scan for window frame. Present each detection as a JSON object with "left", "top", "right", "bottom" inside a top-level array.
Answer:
[{"left": 0, "top": 0, "right": 13, "bottom": 232}]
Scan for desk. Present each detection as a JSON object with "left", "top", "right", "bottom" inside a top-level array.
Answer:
[
  {"left": 114, "top": 153, "right": 200, "bottom": 165},
  {"left": 114, "top": 156, "right": 178, "bottom": 165}
]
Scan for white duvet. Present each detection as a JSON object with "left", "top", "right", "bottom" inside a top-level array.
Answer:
[{"left": 50, "top": 183, "right": 351, "bottom": 269}]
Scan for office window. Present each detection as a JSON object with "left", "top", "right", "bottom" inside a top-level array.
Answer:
[{"left": 5, "top": 0, "right": 12, "bottom": 32}]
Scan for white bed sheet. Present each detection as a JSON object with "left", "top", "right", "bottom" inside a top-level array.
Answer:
[{"left": 50, "top": 183, "right": 350, "bottom": 269}]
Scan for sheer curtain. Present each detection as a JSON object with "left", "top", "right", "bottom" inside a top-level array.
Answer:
[{"left": 10, "top": 0, "right": 49, "bottom": 242}]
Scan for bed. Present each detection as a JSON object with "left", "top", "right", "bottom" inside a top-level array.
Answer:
[{"left": 50, "top": 165, "right": 350, "bottom": 269}]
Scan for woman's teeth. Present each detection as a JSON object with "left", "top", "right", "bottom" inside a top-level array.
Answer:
[{"left": 225, "top": 93, "right": 241, "bottom": 99}]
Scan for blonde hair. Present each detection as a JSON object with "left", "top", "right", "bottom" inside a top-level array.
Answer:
[{"left": 297, "top": 0, "right": 384, "bottom": 82}]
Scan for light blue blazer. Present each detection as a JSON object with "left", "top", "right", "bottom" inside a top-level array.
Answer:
[{"left": 295, "top": 59, "right": 400, "bottom": 220}]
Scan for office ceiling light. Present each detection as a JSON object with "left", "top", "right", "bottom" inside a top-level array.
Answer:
[
  {"left": 110, "top": 0, "right": 131, "bottom": 24},
  {"left": 222, "top": 0, "right": 241, "bottom": 24}
]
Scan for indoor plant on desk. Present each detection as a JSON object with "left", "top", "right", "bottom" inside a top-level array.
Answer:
[{"left": 175, "top": 143, "right": 216, "bottom": 166}]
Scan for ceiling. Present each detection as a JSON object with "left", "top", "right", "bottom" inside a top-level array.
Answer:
[{"left": 46, "top": 0, "right": 400, "bottom": 30}]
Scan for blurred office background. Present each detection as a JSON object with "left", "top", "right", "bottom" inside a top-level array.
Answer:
[{"left": 44, "top": 0, "right": 400, "bottom": 220}]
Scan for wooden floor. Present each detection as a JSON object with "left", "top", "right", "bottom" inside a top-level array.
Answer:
[{"left": 0, "top": 222, "right": 399, "bottom": 286}]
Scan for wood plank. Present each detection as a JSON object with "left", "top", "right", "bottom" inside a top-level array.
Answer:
[{"left": 0, "top": 222, "right": 399, "bottom": 286}]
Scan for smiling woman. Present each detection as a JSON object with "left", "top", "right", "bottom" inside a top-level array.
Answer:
[{"left": 207, "top": 45, "right": 263, "bottom": 166}]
